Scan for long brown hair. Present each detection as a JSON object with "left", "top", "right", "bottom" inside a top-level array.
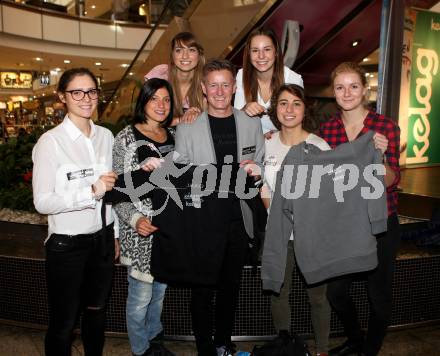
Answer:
[
  {"left": 168, "top": 32, "right": 205, "bottom": 116},
  {"left": 242, "top": 28, "right": 284, "bottom": 103}
]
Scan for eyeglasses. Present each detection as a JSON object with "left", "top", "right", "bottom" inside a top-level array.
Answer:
[{"left": 65, "top": 89, "right": 100, "bottom": 101}]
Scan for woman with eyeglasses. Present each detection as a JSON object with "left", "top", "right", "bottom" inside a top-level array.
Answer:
[
  {"left": 32, "top": 67, "right": 119, "bottom": 356},
  {"left": 145, "top": 31, "right": 206, "bottom": 125}
]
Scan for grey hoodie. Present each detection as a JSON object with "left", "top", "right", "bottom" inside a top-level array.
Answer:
[{"left": 261, "top": 131, "right": 387, "bottom": 290}]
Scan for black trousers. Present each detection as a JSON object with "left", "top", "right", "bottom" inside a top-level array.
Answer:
[
  {"left": 44, "top": 225, "right": 115, "bottom": 356},
  {"left": 190, "top": 218, "right": 248, "bottom": 356},
  {"left": 327, "top": 214, "right": 400, "bottom": 356}
]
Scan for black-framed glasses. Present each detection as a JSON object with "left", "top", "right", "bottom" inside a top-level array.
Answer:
[{"left": 65, "top": 89, "right": 100, "bottom": 101}]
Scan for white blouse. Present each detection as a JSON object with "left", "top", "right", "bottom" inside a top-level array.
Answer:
[
  {"left": 32, "top": 116, "right": 116, "bottom": 239},
  {"left": 234, "top": 66, "right": 304, "bottom": 134}
]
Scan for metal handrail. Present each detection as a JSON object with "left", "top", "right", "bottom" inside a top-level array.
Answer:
[{"left": 102, "top": 0, "right": 175, "bottom": 115}]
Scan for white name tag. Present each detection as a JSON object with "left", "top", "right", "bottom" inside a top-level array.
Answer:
[{"left": 67, "top": 168, "right": 94, "bottom": 181}]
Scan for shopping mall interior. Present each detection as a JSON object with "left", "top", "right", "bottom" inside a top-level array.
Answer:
[{"left": 0, "top": 0, "right": 440, "bottom": 355}]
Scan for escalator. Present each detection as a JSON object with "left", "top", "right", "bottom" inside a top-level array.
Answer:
[{"left": 100, "top": 0, "right": 282, "bottom": 124}]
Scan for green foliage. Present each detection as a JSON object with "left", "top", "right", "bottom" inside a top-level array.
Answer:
[{"left": 0, "top": 128, "right": 45, "bottom": 212}]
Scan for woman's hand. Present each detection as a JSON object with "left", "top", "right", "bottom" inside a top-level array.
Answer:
[
  {"left": 135, "top": 217, "right": 158, "bottom": 236},
  {"left": 180, "top": 107, "right": 201, "bottom": 124},
  {"left": 264, "top": 130, "right": 276, "bottom": 140},
  {"left": 114, "top": 239, "right": 120, "bottom": 261},
  {"left": 92, "top": 171, "right": 117, "bottom": 198},
  {"left": 141, "top": 157, "right": 164, "bottom": 172},
  {"left": 240, "top": 159, "right": 261, "bottom": 179},
  {"left": 243, "top": 102, "right": 266, "bottom": 117},
  {"left": 373, "top": 132, "right": 388, "bottom": 155}
]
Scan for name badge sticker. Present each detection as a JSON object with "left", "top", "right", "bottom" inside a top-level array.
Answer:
[
  {"left": 67, "top": 168, "right": 94, "bottom": 181},
  {"left": 242, "top": 145, "right": 256, "bottom": 155}
]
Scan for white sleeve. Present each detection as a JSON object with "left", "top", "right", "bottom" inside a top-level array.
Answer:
[
  {"left": 32, "top": 134, "right": 96, "bottom": 215},
  {"left": 284, "top": 66, "right": 304, "bottom": 88},
  {"left": 112, "top": 208, "right": 120, "bottom": 238},
  {"left": 233, "top": 69, "right": 246, "bottom": 110}
]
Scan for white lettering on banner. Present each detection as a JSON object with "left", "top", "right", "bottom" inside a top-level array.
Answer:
[
  {"left": 432, "top": 18, "right": 440, "bottom": 31},
  {"left": 407, "top": 48, "right": 438, "bottom": 164}
]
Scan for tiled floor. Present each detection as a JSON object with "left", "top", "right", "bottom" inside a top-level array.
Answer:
[{"left": 0, "top": 323, "right": 439, "bottom": 356}]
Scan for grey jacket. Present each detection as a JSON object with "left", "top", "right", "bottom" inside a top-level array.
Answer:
[
  {"left": 262, "top": 131, "right": 387, "bottom": 290},
  {"left": 174, "top": 108, "right": 264, "bottom": 238}
]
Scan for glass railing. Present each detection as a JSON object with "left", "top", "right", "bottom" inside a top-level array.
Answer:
[
  {"left": 0, "top": 0, "right": 181, "bottom": 139},
  {"left": 99, "top": 0, "right": 180, "bottom": 129},
  {"left": 4, "top": 0, "right": 178, "bottom": 24}
]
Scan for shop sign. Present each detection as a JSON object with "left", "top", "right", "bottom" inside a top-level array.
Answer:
[
  {"left": 406, "top": 9, "right": 440, "bottom": 165},
  {"left": 0, "top": 72, "right": 33, "bottom": 89},
  {"left": 22, "top": 100, "right": 40, "bottom": 110}
]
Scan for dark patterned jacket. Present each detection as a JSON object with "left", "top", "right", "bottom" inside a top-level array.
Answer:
[{"left": 112, "top": 125, "right": 174, "bottom": 282}]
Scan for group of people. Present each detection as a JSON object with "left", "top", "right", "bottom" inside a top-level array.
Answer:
[{"left": 32, "top": 28, "right": 400, "bottom": 356}]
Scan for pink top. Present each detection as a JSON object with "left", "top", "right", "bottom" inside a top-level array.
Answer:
[
  {"left": 144, "top": 64, "right": 190, "bottom": 110},
  {"left": 144, "top": 64, "right": 169, "bottom": 81}
]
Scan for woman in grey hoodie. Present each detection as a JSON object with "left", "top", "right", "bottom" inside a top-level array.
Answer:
[{"left": 261, "top": 84, "right": 331, "bottom": 356}]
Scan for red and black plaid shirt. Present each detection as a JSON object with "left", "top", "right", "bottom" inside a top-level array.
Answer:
[{"left": 319, "top": 110, "right": 400, "bottom": 216}]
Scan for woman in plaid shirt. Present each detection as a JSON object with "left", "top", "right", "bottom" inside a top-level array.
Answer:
[{"left": 319, "top": 62, "right": 400, "bottom": 356}]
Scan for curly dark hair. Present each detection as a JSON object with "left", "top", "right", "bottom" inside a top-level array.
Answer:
[{"left": 268, "top": 84, "right": 319, "bottom": 133}]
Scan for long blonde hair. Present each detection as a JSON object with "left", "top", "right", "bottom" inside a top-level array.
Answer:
[{"left": 168, "top": 32, "right": 205, "bottom": 116}]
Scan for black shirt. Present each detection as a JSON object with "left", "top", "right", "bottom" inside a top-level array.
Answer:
[
  {"left": 208, "top": 114, "right": 242, "bottom": 219},
  {"left": 105, "top": 162, "right": 261, "bottom": 285},
  {"left": 208, "top": 114, "right": 237, "bottom": 164},
  {"left": 132, "top": 125, "right": 174, "bottom": 162}
]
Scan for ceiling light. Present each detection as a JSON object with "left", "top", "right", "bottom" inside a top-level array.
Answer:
[
  {"left": 95, "top": 62, "right": 102, "bottom": 66},
  {"left": 363, "top": 57, "right": 369, "bottom": 62},
  {"left": 369, "top": 74, "right": 374, "bottom": 78},
  {"left": 350, "top": 39, "right": 361, "bottom": 47},
  {"left": 129, "top": 72, "right": 134, "bottom": 76},
  {"left": 365, "top": 73, "right": 369, "bottom": 77},
  {"left": 35, "top": 57, "right": 43, "bottom": 61},
  {"left": 54, "top": 68, "right": 61, "bottom": 72},
  {"left": 42, "top": 93, "right": 46, "bottom": 96},
  {"left": 120, "top": 63, "right": 129, "bottom": 68},
  {"left": 64, "top": 59, "right": 71, "bottom": 64},
  {"left": 18, "top": 63, "right": 25, "bottom": 67},
  {"left": 84, "top": 11, "right": 88, "bottom": 15},
  {"left": 91, "top": 5, "right": 96, "bottom": 9}
]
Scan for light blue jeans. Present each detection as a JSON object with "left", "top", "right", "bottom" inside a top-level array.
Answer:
[{"left": 126, "top": 270, "right": 167, "bottom": 355}]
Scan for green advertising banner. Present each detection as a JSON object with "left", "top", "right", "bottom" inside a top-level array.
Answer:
[{"left": 407, "top": 9, "right": 440, "bottom": 166}]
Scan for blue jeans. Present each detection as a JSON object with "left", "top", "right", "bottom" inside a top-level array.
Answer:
[{"left": 126, "top": 270, "right": 167, "bottom": 355}]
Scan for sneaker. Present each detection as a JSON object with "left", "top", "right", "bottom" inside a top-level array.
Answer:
[{"left": 216, "top": 345, "right": 234, "bottom": 356}]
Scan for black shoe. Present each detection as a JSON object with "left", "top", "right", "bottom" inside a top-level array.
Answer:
[
  {"left": 149, "top": 343, "right": 176, "bottom": 356},
  {"left": 150, "top": 330, "right": 165, "bottom": 345},
  {"left": 329, "top": 340, "right": 362, "bottom": 356}
]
